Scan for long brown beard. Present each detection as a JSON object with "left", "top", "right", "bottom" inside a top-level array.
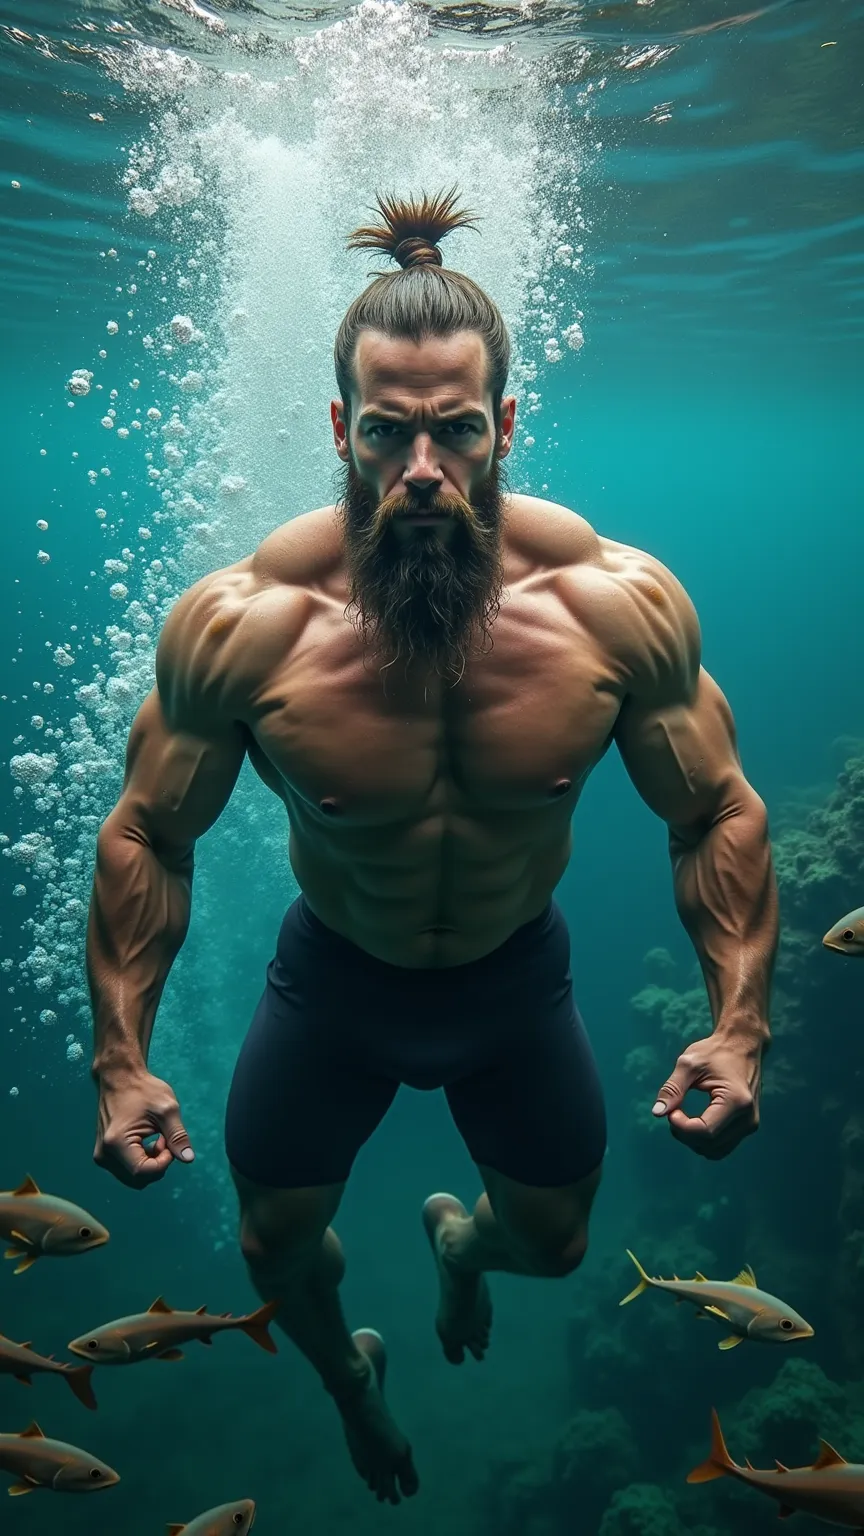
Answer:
[{"left": 337, "top": 459, "right": 505, "bottom": 679}]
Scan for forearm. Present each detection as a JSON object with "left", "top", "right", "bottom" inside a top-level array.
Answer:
[
  {"left": 87, "top": 814, "right": 192, "bottom": 1082},
  {"left": 670, "top": 785, "right": 778, "bottom": 1044}
]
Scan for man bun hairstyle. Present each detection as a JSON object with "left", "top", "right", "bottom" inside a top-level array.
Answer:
[{"left": 335, "top": 187, "right": 510, "bottom": 419}]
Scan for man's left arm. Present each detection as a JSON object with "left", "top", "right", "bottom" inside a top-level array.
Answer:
[{"left": 614, "top": 578, "right": 778, "bottom": 1160}]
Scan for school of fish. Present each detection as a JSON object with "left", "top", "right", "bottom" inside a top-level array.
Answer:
[{"left": 0, "top": 1173, "right": 269, "bottom": 1522}]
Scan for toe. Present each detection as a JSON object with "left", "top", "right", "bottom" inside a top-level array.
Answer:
[{"left": 398, "top": 1454, "right": 420, "bottom": 1499}]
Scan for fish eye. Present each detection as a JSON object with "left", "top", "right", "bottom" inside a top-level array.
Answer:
[
  {"left": 79, "top": 1226, "right": 93, "bottom": 1239},
  {"left": 842, "top": 929, "right": 855, "bottom": 943},
  {"left": 233, "top": 1517, "right": 244, "bottom": 1527},
  {"left": 89, "top": 1468, "right": 103, "bottom": 1480},
  {"left": 86, "top": 1339, "right": 99, "bottom": 1351},
  {"left": 779, "top": 1318, "right": 795, "bottom": 1331}
]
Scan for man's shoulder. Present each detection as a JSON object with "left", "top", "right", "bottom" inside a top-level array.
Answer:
[
  {"left": 507, "top": 494, "right": 687, "bottom": 600},
  {"left": 507, "top": 494, "right": 699, "bottom": 686},
  {"left": 156, "top": 506, "right": 340, "bottom": 714}
]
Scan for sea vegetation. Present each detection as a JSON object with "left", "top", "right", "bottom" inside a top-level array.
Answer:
[{"left": 483, "top": 753, "right": 864, "bottom": 1533}]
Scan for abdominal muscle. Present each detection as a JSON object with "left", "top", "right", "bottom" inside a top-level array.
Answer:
[{"left": 286, "top": 808, "right": 574, "bottom": 969}]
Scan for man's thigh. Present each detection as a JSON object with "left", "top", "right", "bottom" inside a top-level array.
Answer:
[
  {"left": 225, "top": 984, "right": 398, "bottom": 1189},
  {"left": 445, "top": 996, "right": 607, "bottom": 1190}
]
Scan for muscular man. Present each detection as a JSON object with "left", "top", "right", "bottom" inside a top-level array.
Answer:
[{"left": 87, "top": 191, "right": 778, "bottom": 1505}]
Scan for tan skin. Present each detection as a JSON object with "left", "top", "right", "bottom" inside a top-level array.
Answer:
[{"left": 88, "top": 331, "right": 777, "bottom": 1505}]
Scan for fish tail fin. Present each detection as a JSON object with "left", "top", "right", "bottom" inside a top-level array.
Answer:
[
  {"left": 619, "top": 1250, "right": 652, "bottom": 1306},
  {"left": 687, "top": 1409, "right": 736, "bottom": 1484},
  {"left": 64, "top": 1364, "right": 98, "bottom": 1411},
  {"left": 239, "top": 1298, "right": 280, "bottom": 1354}
]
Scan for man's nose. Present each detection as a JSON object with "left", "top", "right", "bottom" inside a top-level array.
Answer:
[{"left": 404, "top": 433, "right": 443, "bottom": 492}]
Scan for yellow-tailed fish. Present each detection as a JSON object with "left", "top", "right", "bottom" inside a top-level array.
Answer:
[
  {"left": 167, "top": 1497, "right": 256, "bottom": 1535},
  {"left": 823, "top": 906, "right": 864, "bottom": 957},
  {"left": 0, "top": 1334, "right": 96, "bottom": 1409},
  {"left": 0, "top": 1420, "right": 119, "bottom": 1496},
  {"left": 619, "top": 1251, "right": 813, "bottom": 1349},
  {"left": 689, "top": 1409, "right": 864, "bottom": 1527},
  {"left": 68, "top": 1296, "right": 280, "bottom": 1364},
  {"left": 0, "top": 1176, "right": 109, "bottom": 1274}
]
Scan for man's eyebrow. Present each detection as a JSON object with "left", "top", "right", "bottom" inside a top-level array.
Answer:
[{"left": 357, "top": 404, "right": 487, "bottom": 423}]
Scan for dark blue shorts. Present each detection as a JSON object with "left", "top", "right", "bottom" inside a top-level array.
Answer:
[{"left": 224, "top": 895, "right": 606, "bottom": 1190}]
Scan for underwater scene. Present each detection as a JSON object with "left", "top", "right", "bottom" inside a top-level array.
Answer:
[{"left": 1, "top": 0, "right": 863, "bottom": 1532}]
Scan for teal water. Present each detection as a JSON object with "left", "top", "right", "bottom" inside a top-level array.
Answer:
[{"left": 1, "top": 2, "right": 863, "bottom": 1533}]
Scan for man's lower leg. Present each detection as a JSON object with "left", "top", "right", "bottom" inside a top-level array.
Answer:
[{"left": 244, "top": 1225, "right": 368, "bottom": 1397}]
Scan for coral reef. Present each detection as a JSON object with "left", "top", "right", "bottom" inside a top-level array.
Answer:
[{"left": 599, "top": 1481, "right": 720, "bottom": 1536}]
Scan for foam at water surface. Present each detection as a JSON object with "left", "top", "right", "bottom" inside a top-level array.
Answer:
[{"left": 5, "top": 1, "right": 597, "bottom": 1219}]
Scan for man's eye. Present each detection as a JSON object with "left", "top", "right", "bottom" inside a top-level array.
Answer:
[
  {"left": 440, "top": 423, "right": 474, "bottom": 437},
  {"left": 369, "top": 423, "right": 401, "bottom": 439}
]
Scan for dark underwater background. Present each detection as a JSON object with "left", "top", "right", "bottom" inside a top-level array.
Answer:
[{"left": 1, "top": 1, "right": 863, "bottom": 1532}]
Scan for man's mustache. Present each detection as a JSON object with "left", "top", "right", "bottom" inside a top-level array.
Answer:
[{"left": 371, "top": 489, "right": 476, "bottom": 533}]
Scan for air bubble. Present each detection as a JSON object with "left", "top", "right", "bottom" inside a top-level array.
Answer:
[
  {"left": 36, "top": 551, "right": 50, "bottom": 565},
  {"left": 170, "top": 314, "right": 194, "bottom": 343},
  {"left": 106, "top": 321, "right": 119, "bottom": 335},
  {"left": 67, "top": 369, "right": 93, "bottom": 397}
]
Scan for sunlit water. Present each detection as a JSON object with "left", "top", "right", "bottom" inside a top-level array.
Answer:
[{"left": 0, "top": 2, "right": 862, "bottom": 1533}]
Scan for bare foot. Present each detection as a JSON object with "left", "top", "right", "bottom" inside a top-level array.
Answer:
[
  {"left": 334, "top": 1329, "right": 419, "bottom": 1505},
  {"left": 422, "top": 1193, "right": 493, "bottom": 1365}
]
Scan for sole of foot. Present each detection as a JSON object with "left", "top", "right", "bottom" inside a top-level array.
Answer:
[
  {"left": 422, "top": 1192, "right": 493, "bottom": 1365},
  {"left": 341, "top": 1328, "right": 419, "bottom": 1505}
]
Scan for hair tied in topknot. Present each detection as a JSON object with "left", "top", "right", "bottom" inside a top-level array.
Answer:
[
  {"left": 347, "top": 187, "right": 479, "bottom": 271},
  {"left": 392, "top": 237, "right": 442, "bottom": 269}
]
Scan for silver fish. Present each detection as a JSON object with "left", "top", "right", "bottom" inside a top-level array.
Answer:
[
  {"left": 620, "top": 1251, "right": 813, "bottom": 1349},
  {"left": 0, "top": 1334, "right": 96, "bottom": 1409},
  {"left": 167, "top": 1497, "right": 256, "bottom": 1535},
  {"left": 689, "top": 1409, "right": 864, "bottom": 1527},
  {"left": 68, "top": 1295, "right": 279, "bottom": 1364},
  {"left": 0, "top": 1175, "right": 109, "bottom": 1274},
  {"left": 823, "top": 906, "right": 864, "bottom": 957},
  {"left": 0, "top": 1420, "right": 119, "bottom": 1496}
]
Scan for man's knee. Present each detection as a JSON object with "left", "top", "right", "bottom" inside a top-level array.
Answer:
[
  {"left": 231, "top": 1169, "right": 343, "bottom": 1269},
  {"left": 513, "top": 1226, "right": 589, "bottom": 1279}
]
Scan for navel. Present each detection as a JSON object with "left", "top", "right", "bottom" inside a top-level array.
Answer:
[
  {"left": 319, "top": 797, "right": 340, "bottom": 816},
  {"left": 551, "top": 778, "right": 572, "bottom": 798}
]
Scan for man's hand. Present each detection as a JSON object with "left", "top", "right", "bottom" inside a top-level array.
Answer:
[
  {"left": 94, "top": 1069, "right": 195, "bottom": 1188},
  {"left": 651, "top": 1033, "right": 764, "bottom": 1159}
]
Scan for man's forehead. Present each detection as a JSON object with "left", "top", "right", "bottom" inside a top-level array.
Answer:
[{"left": 352, "top": 330, "right": 489, "bottom": 405}]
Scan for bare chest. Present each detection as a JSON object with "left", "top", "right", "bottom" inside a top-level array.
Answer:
[{"left": 244, "top": 607, "right": 623, "bottom": 825}]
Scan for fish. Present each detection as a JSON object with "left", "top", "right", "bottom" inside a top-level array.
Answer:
[
  {"left": 619, "top": 1251, "right": 814, "bottom": 1349},
  {"left": 68, "top": 1296, "right": 280, "bottom": 1364},
  {"left": 823, "top": 907, "right": 864, "bottom": 957},
  {"left": 0, "top": 1176, "right": 109, "bottom": 1274},
  {"left": 167, "top": 1497, "right": 256, "bottom": 1535},
  {"left": 0, "top": 1420, "right": 119, "bottom": 1495},
  {"left": 0, "top": 1333, "right": 96, "bottom": 1409},
  {"left": 688, "top": 1408, "right": 864, "bottom": 1527}
]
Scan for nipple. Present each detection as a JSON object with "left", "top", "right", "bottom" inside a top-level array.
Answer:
[
  {"left": 319, "top": 798, "right": 340, "bottom": 816},
  {"left": 552, "top": 779, "right": 572, "bottom": 797}
]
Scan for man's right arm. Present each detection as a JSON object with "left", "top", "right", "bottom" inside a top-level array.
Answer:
[{"left": 88, "top": 584, "right": 246, "bottom": 1185}]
